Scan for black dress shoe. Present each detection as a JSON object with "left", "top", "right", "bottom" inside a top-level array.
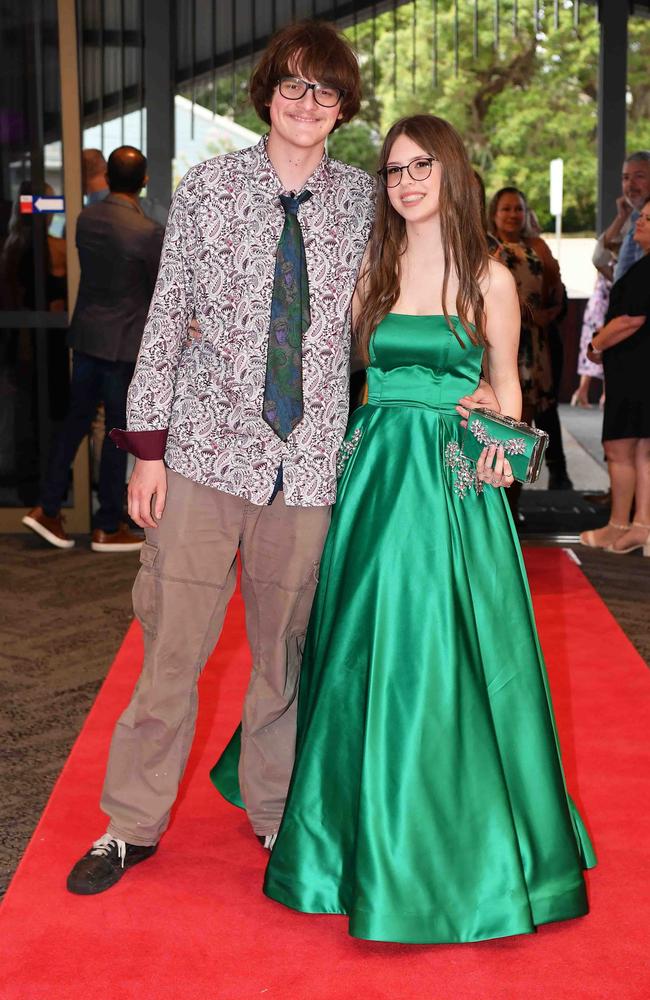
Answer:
[
  {"left": 582, "top": 490, "right": 611, "bottom": 507},
  {"left": 67, "top": 835, "right": 157, "bottom": 895},
  {"left": 548, "top": 472, "right": 574, "bottom": 490}
]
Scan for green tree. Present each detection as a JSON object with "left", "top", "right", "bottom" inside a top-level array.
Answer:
[
  {"left": 187, "top": 2, "right": 650, "bottom": 232},
  {"left": 336, "top": 1, "right": 649, "bottom": 231}
]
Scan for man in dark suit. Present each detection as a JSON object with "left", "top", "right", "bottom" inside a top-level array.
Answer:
[{"left": 23, "top": 146, "right": 164, "bottom": 551}]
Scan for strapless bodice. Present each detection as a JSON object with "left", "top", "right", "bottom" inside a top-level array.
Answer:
[{"left": 368, "top": 313, "right": 483, "bottom": 411}]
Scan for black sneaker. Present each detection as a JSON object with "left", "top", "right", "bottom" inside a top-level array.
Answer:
[{"left": 67, "top": 834, "right": 157, "bottom": 895}]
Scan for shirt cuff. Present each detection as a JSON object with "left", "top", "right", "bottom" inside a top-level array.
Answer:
[{"left": 109, "top": 428, "right": 168, "bottom": 460}]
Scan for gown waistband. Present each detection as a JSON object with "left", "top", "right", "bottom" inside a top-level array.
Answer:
[{"left": 366, "top": 366, "right": 467, "bottom": 415}]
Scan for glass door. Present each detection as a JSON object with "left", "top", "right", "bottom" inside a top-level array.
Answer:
[{"left": 0, "top": 0, "right": 89, "bottom": 532}]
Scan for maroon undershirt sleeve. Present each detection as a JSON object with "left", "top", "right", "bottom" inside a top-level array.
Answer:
[{"left": 109, "top": 428, "right": 168, "bottom": 460}]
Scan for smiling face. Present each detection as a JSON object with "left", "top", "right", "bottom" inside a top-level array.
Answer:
[
  {"left": 634, "top": 200, "right": 650, "bottom": 253},
  {"left": 493, "top": 192, "right": 527, "bottom": 242},
  {"left": 622, "top": 159, "right": 650, "bottom": 211},
  {"left": 267, "top": 68, "right": 343, "bottom": 153},
  {"left": 384, "top": 134, "right": 441, "bottom": 225}
]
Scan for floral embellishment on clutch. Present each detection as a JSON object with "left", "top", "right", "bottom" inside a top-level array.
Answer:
[
  {"left": 468, "top": 418, "right": 527, "bottom": 456},
  {"left": 336, "top": 427, "right": 363, "bottom": 478},
  {"left": 445, "top": 441, "right": 484, "bottom": 500}
]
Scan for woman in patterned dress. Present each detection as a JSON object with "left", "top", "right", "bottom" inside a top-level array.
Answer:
[{"left": 488, "top": 188, "right": 571, "bottom": 495}]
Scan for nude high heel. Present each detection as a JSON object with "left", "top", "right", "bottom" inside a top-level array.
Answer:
[
  {"left": 607, "top": 522, "right": 650, "bottom": 555},
  {"left": 579, "top": 521, "right": 629, "bottom": 549}
]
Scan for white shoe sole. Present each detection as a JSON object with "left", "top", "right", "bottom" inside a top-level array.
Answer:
[
  {"left": 22, "top": 515, "right": 75, "bottom": 549},
  {"left": 90, "top": 540, "right": 143, "bottom": 553}
]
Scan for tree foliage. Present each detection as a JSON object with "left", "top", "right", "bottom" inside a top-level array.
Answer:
[{"left": 189, "top": 1, "right": 650, "bottom": 232}]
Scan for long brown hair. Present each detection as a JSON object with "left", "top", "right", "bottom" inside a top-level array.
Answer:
[{"left": 355, "top": 115, "right": 489, "bottom": 363}]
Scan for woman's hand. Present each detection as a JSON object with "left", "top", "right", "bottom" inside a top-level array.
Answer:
[
  {"left": 586, "top": 342, "right": 603, "bottom": 364},
  {"left": 603, "top": 313, "right": 644, "bottom": 339},
  {"left": 476, "top": 444, "right": 515, "bottom": 489},
  {"left": 456, "top": 380, "right": 500, "bottom": 428},
  {"left": 592, "top": 313, "right": 645, "bottom": 354}
]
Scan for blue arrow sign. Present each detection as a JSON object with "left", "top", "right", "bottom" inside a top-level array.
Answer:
[{"left": 33, "top": 195, "right": 65, "bottom": 213}]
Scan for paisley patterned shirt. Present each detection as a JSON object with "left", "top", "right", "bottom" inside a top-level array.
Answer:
[{"left": 122, "top": 136, "right": 375, "bottom": 507}]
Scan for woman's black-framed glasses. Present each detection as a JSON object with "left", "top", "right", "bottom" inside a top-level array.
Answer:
[
  {"left": 378, "top": 156, "right": 438, "bottom": 188},
  {"left": 277, "top": 76, "right": 345, "bottom": 108}
]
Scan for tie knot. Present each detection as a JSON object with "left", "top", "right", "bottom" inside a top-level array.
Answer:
[{"left": 280, "top": 190, "right": 312, "bottom": 216}]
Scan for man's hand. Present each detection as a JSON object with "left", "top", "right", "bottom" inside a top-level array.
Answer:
[
  {"left": 128, "top": 458, "right": 167, "bottom": 528},
  {"left": 615, "top": 196, "right": 632, "bottom": 223},
  {"left": 456, "top": 380, "right": 501, "bottom": 428},
  {"left": 603, "top": 200, "right": 633, "bottom": 249}
]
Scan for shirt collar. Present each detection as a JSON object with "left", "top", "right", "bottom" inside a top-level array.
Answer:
[{"left": 249, "top": 134, "right": 331, "bottom": 202}]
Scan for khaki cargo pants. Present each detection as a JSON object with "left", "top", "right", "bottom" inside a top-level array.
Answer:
[{"left": 101, "top": 468, "right": 330, "bottom": 844}]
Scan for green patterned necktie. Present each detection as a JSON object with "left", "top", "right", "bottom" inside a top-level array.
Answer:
[{"left": 262, "top": 190, "right": 312, "bottom": 440}]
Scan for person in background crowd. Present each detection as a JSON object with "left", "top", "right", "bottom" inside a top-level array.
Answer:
[
  {"left": 580, "top": 152, "right": 650, "bottom": 405},
  {"left": 22, "top": 146, "right": 164, "bottom": 552},
  {"left": 0, "top": 181, "right": 67, "bottom": 310},
  {"left": 488, "top": 187, "right": 572, "bottom": 496},
  {"left": 0, "top": 182, "right": 68, "bottom": 504},
  {"left": 579, "top": 197, "right": 650, "bottom": 555},
  {"left": 572, "top": 274, "right": 607, "bottom": 409},
  {"left": 601, "top": 152, "right": 650, "bottom": 282},
  {"left": 575, "top": 154, "right": 650, "bottom": 502},
  {"left": 82, "top": 148, "right": 109, "bottom": 205}
]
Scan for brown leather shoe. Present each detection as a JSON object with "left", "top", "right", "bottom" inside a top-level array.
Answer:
[
  {"left": 22, "top": 507, "right": 75, "bottom": 549},
  {"left": 91, "top": 522, "right": 144, "bottom": 553}
]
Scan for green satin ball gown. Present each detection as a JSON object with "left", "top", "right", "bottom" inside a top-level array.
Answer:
[{"left": 211, "top": 314, "right": 596, "bottom": 944}]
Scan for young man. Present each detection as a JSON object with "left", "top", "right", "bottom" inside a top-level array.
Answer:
[
  {"left": 67, "top": 20, "right": 373, "bottom": 894},
  {"left": 67, "top": 20, "right": 496, "bottom": 894}
]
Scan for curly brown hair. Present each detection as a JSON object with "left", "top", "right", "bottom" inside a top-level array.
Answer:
[{"left": 249, "top": 20, "right": 361, "bottom": 132}]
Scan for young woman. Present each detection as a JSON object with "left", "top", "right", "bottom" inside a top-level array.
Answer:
[{"left": 214, "top": 115, "right": 596, "bottom": 943}]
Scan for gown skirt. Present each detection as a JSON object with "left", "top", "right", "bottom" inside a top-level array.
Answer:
[{"left": 211, "top": 314, "right": 596, "bottom": 944}]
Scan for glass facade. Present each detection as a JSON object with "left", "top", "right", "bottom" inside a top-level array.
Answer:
[
  {"left": 0, "top": 0, "right": 642, "bottom": 525},
  {"left": 0, "top": 1, "right": 69, "bottom": 510}
]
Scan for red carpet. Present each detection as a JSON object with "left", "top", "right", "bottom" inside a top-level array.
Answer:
[{"left": 1, "top": 548, "right": 648, "bottom": 999}]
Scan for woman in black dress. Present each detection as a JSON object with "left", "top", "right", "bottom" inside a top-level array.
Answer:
[{"left": 580, "top": 195, "right": 650, "bottom": 555}]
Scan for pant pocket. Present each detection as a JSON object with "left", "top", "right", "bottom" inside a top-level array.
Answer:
[
  {"left": 132, "top": 542, "right": 159, "bottom": 636},
  {"left": 284, "top": 631, "right": 306, "bottom": 700}
]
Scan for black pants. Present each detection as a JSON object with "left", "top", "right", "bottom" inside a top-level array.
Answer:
[{"left": 535, "top": 405, "right": 567, "bottom": 469}]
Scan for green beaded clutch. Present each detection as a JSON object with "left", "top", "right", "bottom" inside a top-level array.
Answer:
[{"left": 461, "top": 408, "right": 549, "bottom": 484}]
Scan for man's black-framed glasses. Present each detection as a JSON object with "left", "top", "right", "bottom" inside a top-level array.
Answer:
[
  {"left": 378, "top": 156, "right": 438, "bottom": 188},
  {"left": 277, "top": 76, "right": 345, "bottom": 108}
]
